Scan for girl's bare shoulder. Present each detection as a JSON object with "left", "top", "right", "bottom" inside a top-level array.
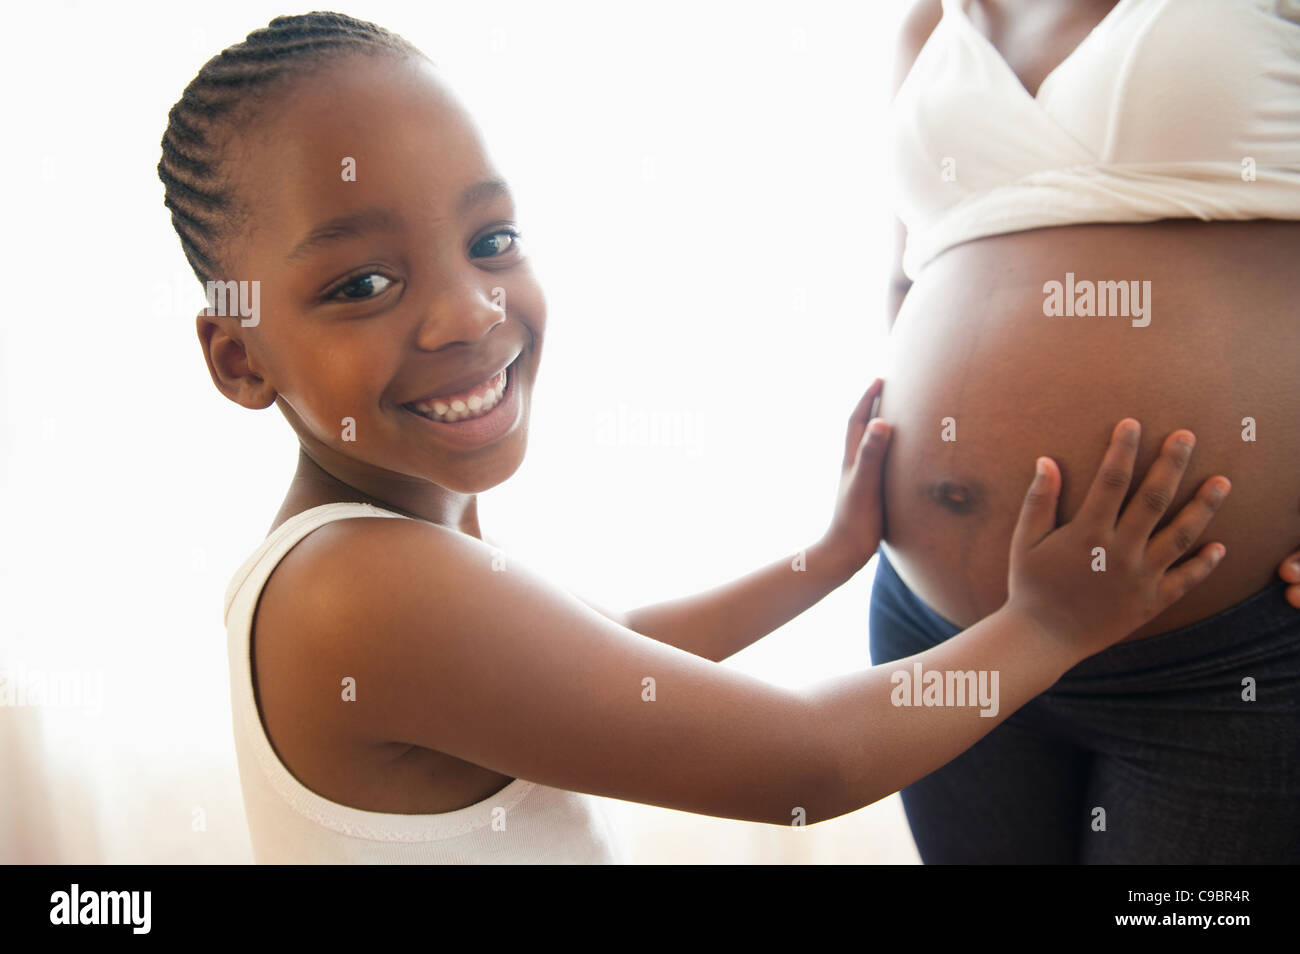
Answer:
[
  {"left": 258, "top": 512, "right": 463, "bottom": 635},
  {"left": 250, "top": 514, "right": 505, "bottom": 807},
  {"left": 251, "top": 515, "right": 460, "bottom": 740}
]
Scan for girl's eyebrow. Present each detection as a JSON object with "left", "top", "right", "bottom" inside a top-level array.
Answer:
[
  {"left": 286, "top": 208, "right": 402, "bottom": 263},
  {"left": 284, "top": 179, "right": 513, "bottom": 264},
  {"left": 456, "top": 177, "right": 512, "bottom": 215}
]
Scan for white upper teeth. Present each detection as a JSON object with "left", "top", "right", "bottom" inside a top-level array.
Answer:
[{"left": 410, "top": 369, "right": 507, "bottom": 423}]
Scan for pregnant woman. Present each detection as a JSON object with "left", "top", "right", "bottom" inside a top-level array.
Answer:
[{"left": 873, "top": 0, "right": 1300, "bottom": 862}]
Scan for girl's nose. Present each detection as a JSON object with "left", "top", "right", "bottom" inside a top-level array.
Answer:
[{"left": 415, "top": 282, "right": 506, "bottom": 349}]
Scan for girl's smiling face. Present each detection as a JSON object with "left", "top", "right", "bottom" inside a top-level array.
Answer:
[{"left": 200, "top": 52, "right": 545, "bottom": 514}]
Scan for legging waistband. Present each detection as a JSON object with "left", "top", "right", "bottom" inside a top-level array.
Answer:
[{"left": 871, "top": 547, "right": 1299, "bottom": 682}]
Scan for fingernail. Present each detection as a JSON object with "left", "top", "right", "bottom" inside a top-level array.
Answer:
[
  {"left": 868, "top": 419, "right": 888, "bottom": 437},
  {"left": 1035, "top": 457, "right": 1047, "bottom": 477}
]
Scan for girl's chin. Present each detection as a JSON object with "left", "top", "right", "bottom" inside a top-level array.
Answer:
[{"left": 424, "top": 434, "right": 527, "bottom": 494}]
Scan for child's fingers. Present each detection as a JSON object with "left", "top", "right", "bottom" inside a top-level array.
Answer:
[
  {"left": 1116, "top": 429, "right": 1197, "bottom": 542},
  {"left": 1075, "top": 419, "right": 1141, "bottom": 527},
  {"left": 1010, "top": 456, "right": 1060, "bottom": 556},
  {"left": 1279, "top": 553, "right": 1300, "bottom": 585},
  {"left": 843, "top": 378, "right": 885, "bottom": 469},
  {"left": 1146, "top": 476, "right": 1230, "bottom": 571},
  {"left": 1156, "top": 542, "right": 1226, "bottom": 608},
  {"left": 851, "top": 419, "right": 891, "bottom": 481},
  {"left": 1288, "top": 584, "right": 1300, "bottom": 610}
]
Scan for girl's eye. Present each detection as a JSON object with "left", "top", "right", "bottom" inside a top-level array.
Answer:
[
  {"left": 470, "top": 229, "right": 522, "bottom": 260},
  {"left": 330, "top": 273, "right": 394, "bottom": 301}
]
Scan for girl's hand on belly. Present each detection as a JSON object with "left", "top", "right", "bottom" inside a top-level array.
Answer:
[
  {"left": 820, "top": 378, "right": 891, "bottom": 574},
  {"left": 1278, "top": 550, "right": 1300, "bottom": 609},
  {"left": 1005, "top": 418, "right": 1231, "bottom": 663}
]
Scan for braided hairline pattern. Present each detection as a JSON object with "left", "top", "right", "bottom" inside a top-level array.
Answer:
[{"left": 157, "top": 12, "right": 423, "bottom": 287}]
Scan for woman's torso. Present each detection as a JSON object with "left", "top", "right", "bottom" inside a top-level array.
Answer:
[
  {"left": 880, "top": 219, "right": 1300, "bottom": 642},
  {"left": 881, "top": 0, "right": 1300, "bottom": 641}
]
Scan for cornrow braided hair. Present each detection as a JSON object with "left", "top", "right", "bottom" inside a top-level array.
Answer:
[{"left": 157, "top": 11, "right": 425, "bottom": 287}]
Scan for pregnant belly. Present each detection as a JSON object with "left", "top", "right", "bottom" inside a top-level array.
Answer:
[{"left": 878, "top": 220, "right": 1300, "bottom": 642}]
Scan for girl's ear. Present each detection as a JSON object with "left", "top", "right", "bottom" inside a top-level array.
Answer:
[{"left": 196, "top": 311, "right": 278, "bottom": 410}]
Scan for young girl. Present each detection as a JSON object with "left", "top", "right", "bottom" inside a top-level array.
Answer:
[{"left": 161, "top": 12, "right": 1232, "bottom": 863}]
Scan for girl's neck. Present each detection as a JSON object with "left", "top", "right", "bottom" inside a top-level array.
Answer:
[{"left": 273, "top": 445, "right": 481, "bottom": 537}]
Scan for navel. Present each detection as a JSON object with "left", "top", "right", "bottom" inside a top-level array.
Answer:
[{"left": 925, "top": 478, "right": 985, "bottom": 515}]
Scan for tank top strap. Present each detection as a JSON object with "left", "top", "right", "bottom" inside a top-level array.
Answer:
[{"left": 222, "top": 502, "right": 411, "bottom": 625}]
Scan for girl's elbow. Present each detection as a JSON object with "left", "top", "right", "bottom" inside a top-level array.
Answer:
[{"left": 771, "top": 703, "right": 858, "bottom": 826}]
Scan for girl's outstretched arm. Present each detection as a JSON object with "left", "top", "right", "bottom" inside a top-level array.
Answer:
[
  {"left": 579, "top": 534, "right": 859, "bottom": 662},
  {"left": 257, "top": 421, "right": 1226, "bottom": 825}
]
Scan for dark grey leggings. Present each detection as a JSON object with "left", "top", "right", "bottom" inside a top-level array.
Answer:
[{"left": 868, "top": 548, "right": 1300, "bottom": 863}]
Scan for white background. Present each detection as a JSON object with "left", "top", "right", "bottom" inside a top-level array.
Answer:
[{"left": 1, "top": 0, "right": 914, "bottom": 862}]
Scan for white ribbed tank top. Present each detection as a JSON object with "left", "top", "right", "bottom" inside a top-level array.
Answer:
[{"left": 222, "top": 501, "right": 625, "bottom": 863}]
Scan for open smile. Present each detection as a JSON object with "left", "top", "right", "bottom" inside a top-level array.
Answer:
[{"left": 400, "top": 355, "right": 523, "bottom": 448}]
